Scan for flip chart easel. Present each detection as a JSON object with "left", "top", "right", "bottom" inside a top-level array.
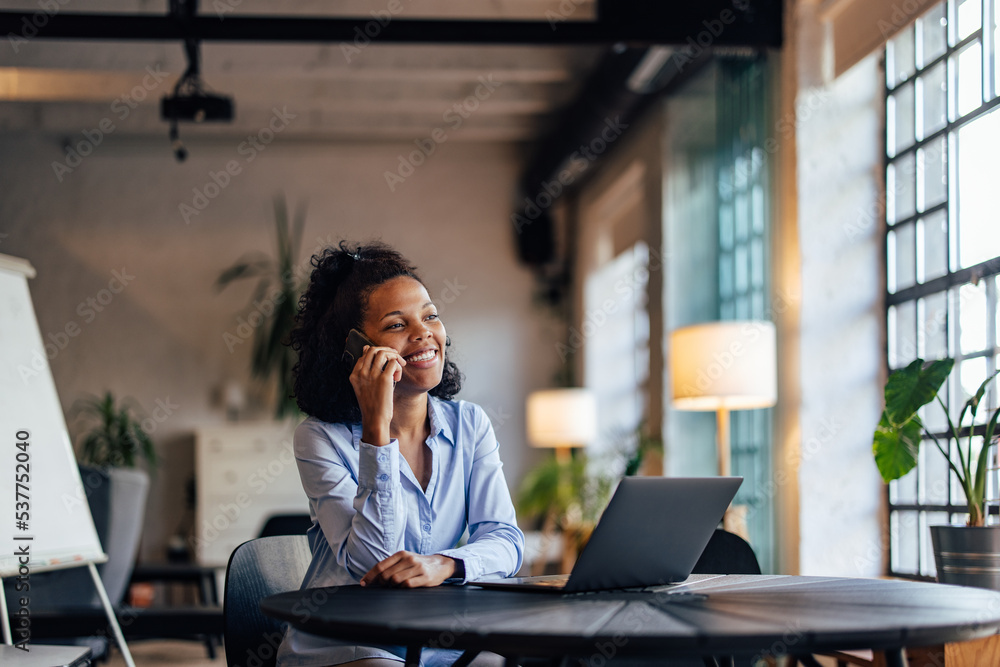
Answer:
[{"left": 0, "top": 254, "right": 135, "bottom": 667}]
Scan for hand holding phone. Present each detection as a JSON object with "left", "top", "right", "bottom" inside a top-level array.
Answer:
[
  {"left": 344, "top": 328, "right": 405, "bottom": 446},
  {"left": 342, "top": 328, "right": 376, "bottom": 373}
]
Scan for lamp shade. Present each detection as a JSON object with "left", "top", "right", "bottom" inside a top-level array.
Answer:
[
  {"left": 526, "top": 388, "right": 598, "bottom": 448},
  {"left": 670, "top": 320, "right": 777, "bottom": 411}
]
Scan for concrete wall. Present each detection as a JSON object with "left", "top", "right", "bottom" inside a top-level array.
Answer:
[{"left": 0, "top": 133, "right": 553, "bottom": 561}]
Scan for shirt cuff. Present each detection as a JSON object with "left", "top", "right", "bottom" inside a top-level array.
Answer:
[
  {"left": 437, "top": 548, "right": 480, "bottom": 584},
  {"left": 358, "top": 439, "right": 399, "bottom": 492}
]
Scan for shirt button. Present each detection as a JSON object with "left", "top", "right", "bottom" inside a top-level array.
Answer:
[
  {"left": 422, "top": 523, "right": 431, "bottom": 532},
  {"left": 378, "top": 473, "right": 389, "bottom": 482},
  {"left": 378, "top": 455, "right": 388, "bottom": 463}
]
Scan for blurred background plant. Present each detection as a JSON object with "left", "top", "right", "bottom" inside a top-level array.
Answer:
[
  {"left": 73, "top": 390, "right": 157, "bottom": 469},
  {"left": 216, "top": 195, "right": 305, "bottom": 419}
]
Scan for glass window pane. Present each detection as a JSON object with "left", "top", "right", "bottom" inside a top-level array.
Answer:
[
  {"left": 918, "top": 61, "right": 948, "bottom": 138},
  {"left": 995, "top": 10, "right": 1000, "bottom": 100},
  {"left": 735, "top": 194, "right": 749, "bottom": 241},
  {"left": 891, "top": 511, "right": 920, "bottom": 574},
  {"left": 752, "top": 183, "right": 765, "bottom": 234},
  {"left": 891, "top": 300, "right": 918, "bottom": 368},
  {"left": 889, "top": 152, "right": 917, "bottom": 224},
  {"left": 951, "top": 41, "right": 983, "bottom": 119},
  {"left": 892, "top": 82, "right": 916, "bottom": 154},
  {"left": 954, "top": 356, "right": 988, "bottom": 423},
  {"left": 889, "top": 26, "right": 917, "bottom": 88},
  {"left": 892, "top": 469, "right": 918, "bottom": 504},
  {"left": 958, "top": 281, "right": 988, "bottom": 354},
  {"left": 918, "top": 136, "right": 948, "bottom": 211},
  {"left": 720, "top": 205, "right": 734, "bottom": 250},
  {"left": 751, "top": 237, "right": 764, "bottom": 288},
  {"left": 919, "top": 3, "right": 948, "bottom": 65},
  {"left": 719, "top": 253, "right": 733, "bottom": 299},
  {"left": 735, "top": 245, "right": 749, "bottom": 292},
  {"left": 923, "top": 438, "right": 951, "bottom": 502},
  {"left": 953, "top": 0, "right": 981, "bottom": 43},
  {"left": 920, "top": 392, "right": 950, "bottom": 436},
  {"left": 919, "top": 210, "right": 949, "bottom": 282},
  {"left": 735, "top": 295, "right": 749, "bottom": 319},
  {"left": 923, "top": 511, "right": 950, "bottom": 577},
  {"left": 892, "top": 222, "right": 917, "bottom": 291},
  {"left": 919, "top": 291, "right": 949, "bottom": 357},
  {"left": 956, "top": 108, "right": 1000, "bottom": 268}
]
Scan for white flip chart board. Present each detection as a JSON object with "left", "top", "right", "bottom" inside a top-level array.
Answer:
[{"left": 0, "top": 253, "right": 106, "bottom": 577}]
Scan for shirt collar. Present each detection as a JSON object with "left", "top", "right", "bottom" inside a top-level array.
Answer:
[{"left": 349, "top": 395, "right": 456, "bottom": 449}]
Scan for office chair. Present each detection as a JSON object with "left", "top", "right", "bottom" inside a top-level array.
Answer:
[
  {"left": 692, "top": 529, "right": 762, "bottom": 575},
  {"left": 258, "top": 513, "right": 313, "bottom": 537},
  {"left": 224, "top": 535, "right": 311, "bottom": 667}
]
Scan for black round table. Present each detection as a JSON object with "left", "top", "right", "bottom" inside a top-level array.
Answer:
[{"left": 261, "top": 574, "right": 1000, "bottom": 666}]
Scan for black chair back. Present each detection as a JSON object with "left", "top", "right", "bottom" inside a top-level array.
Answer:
[
  {"left": 692, "top": 529, "right": 762, "bottom": 575},
  {"left": 223, "top": 535, "right": 311, "bottom": 667},
  {"left": 258, "top": 513, "right": 313, "bottom": 537}
]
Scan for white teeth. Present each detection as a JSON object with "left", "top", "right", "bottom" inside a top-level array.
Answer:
[{"left": 406, "top": 350, "right": 435, "bottom": 362}]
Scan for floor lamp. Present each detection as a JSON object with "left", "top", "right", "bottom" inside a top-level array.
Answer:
[
  {"left": 526, "top": 388, "right": 597, "bottom": 464},
  {"left": 670, "top": 321, "right": 777, "bottom": 535},
  {"left": 526, "top": 388, "right": 597, "bottom": 573}
]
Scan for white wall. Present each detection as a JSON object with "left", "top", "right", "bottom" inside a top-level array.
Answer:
[
  {"left": 792, "top": 1, "right": 886, "bottom": 576},
  {"left": 0, "top": 132, "right": 554, "bottom": 561}
]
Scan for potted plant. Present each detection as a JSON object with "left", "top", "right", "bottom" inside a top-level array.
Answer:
[
  {"left": 216, "top": 195, "right": 306, "bottom": 420},
  {"left": 873, "top": 358, "right": 1000, "bottom": 589},
  {"left": 74, "top": 390, "right": 157, "bottom": 469}
]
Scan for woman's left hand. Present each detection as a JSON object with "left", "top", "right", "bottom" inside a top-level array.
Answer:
[{"left": 360, "top": 551, "right": 457, "bottom": 588}]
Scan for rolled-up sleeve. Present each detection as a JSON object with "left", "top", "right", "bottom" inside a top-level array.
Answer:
[
  {"left": 294, "top": 422, "right": 406, "bottom": 580},
  {"left": 437, "top": 406, "right": 524, "bottom": 582}
]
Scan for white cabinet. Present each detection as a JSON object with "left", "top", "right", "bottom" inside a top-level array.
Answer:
[{"left": 193, "top": 422, "right": 309, "bottom": 566}]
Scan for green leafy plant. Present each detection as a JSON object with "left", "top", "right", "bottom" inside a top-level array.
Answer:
[
  {"left": 517, "top": 454, "right": 614, "bottom": 532},
  {"left": 74, "top": 391, "right": 157, "bottom": 469},
  {"left": 216, "top": 195, "right": 305, "bottom": 419},
  {"left": 873, "top": 358, "right": 1000, "bottom": 527}
]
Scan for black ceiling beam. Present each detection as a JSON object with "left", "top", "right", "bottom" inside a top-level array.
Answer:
[{"left": 0, "top": 1, "right": 782, "bottom": 47}]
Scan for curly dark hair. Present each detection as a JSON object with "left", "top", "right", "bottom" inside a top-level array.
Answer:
[{"left": 287, "top": 240, "right": 462, "bottom": 423}]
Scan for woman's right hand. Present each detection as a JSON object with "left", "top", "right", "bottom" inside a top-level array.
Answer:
[{"left": 349, "top": 344, "right": 405, "bottom": 446}]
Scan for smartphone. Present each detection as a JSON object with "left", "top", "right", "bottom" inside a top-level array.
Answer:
[{"left": 342, "top": 328, "right": 375, "bottom": 373}]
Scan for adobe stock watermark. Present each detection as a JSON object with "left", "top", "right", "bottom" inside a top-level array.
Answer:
[
  {"left": 384, "top": 75, "right": 503, "bottom": 192},
  {"left": 16, "top": 267, "right": 135, "bottom": 383},
  {"left": 512, "top": 115, "right": 630, "bottom": 234},
  {"left": 179, "top": 106, "right": 297, "bottom": 224},
  {"left": 6, "top": 0, "right": 71, "bottom": 54},
  {"left": 51, "top": 65, "right": 171, "bottom": 182}
]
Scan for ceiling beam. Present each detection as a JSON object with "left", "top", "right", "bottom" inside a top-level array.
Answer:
[{"left": 0, "top": 1, "right": 782, "bottom": 47}]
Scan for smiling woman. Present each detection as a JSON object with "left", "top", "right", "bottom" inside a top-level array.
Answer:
[{"left": 279, "top": 241, "right": 524, "bottom": 667}]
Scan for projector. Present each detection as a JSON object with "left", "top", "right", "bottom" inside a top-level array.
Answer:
[{"left": 161, "top": 94, "right": 234, "bottom": 122}]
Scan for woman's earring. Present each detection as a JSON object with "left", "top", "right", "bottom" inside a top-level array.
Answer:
[{"left": 445, "top": 336, "right": 451, "bottom": 347}]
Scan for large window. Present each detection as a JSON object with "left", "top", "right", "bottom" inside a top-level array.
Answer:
[{"left": 885, "top": 0, "right": 1000, "bottom": 578}]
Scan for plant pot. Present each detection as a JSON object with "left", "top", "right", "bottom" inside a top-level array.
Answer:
[{"left": 930, "top": 524, "right": 1000, "bottom": 590}]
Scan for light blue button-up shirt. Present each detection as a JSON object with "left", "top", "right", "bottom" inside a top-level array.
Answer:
[{"left": 276, "top": 396, "right": 524, "bottom": 667}]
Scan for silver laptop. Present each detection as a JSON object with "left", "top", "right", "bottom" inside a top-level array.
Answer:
[{"left": 472, "top": 476, "right": 742, "bottom": 593}]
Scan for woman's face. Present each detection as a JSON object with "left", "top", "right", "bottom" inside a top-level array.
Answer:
[{"left": 361, "top": 276, "right": 446, "bottom": 395}]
